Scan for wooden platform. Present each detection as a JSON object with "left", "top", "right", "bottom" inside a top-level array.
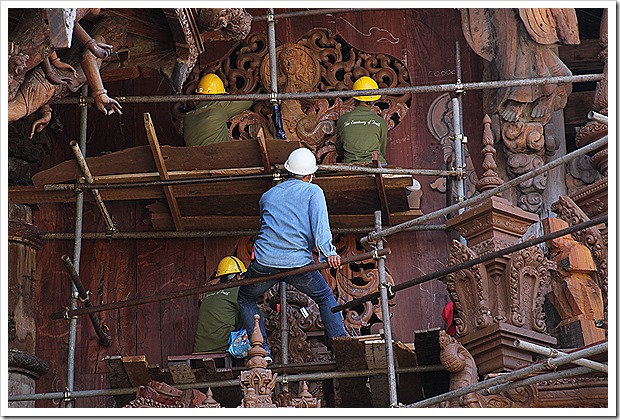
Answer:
[{"left": 9, "top": 121, "right": 423, "bottom": 231}]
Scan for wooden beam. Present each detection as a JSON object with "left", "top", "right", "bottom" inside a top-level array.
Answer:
[
  {"left": 144, "top": 113, "right": 184, "bottom": 231},
  {"left": 372, "top": 151, "right": 391, "bottom": 226},
  {"left": 256, "top": 127, "right": 271, "bottom": 173}
]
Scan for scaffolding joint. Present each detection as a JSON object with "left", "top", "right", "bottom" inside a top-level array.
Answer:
[
  {"left": 78, "top": 95, "right": 88, "bottom": 108},
  {"left": 269, "top": 91, "right": 279, "bottom": 104},
  {"left": 62, "top": 387, "right": 74, "bottom": 402},
  {"left": 543, "top": 358, "right": 558, "bottom": 371},
  {"left": 78, "top": 291, "right": 90, "bottom": 304},
  {"left": 105, "top": 225, "right": 118, "bottom": 240},
  {"left": 372, "top": 248, "right": 386, "bottom": 260},
  {"left": 455, "top": 79, "right": 465, "bottom": 94}
]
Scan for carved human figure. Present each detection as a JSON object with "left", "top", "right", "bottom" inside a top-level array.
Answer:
[{"left": 8, "top": 15, "right": 123, "bottom": 136}]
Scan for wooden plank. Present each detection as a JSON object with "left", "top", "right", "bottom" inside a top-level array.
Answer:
[
  {"left": 32, "top": 140, "right": 302, "bottom": 187},
  {"left": 144, "top": 113, "right": 183, "bottom": 231},
  {"left": 372, "top": 151, "right": 391, "bottom": 226},
  {"left": 168, "top": 360, "right": 197, "bottom": 384},
  {"left": 256, "top": 127, "right": 271, "bottom": 173},
  {"left": 104, "top": 356, "right": 133, "bottom": 389},
  {"left": 121, "top": 355, "right": 151, "bottom": 387}
]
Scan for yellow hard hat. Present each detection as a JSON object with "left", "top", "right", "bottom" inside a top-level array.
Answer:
[
  {"left": 195, "top": 73, "right": 226, "bottom": 94},
  {"left": 353, "top": 76, "right": 381, "bottom": 102},
  {"left": 216, "top": 256, "right": 246, "bottom": 278}
]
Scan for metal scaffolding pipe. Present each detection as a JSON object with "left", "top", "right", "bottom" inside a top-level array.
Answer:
[
  {"left": 333, "top": 214, "right": 607, "bottom": 313},
  {"left": 514, "top": 339, "right": 608, "bottom": 373},
  {"left": 407, "top": 341, "right": 608, "bottom": 407},
  {"left": 64, "top": 85, "right": 90, "bottom": 408},
  {"left": 51, "top": 74, "right": 603, "bottom": 105},
  {"left": 8, "top": 364, "right": 444, "bottom": 402},
  {"left": 50, "top": 248, "right": 391, "bottom": 320},
  {"left": 61, "top": 255, "right": 112, "bottom": 347},
  {"left": 374, "top": 211, "right": 398, "bottom": 406},
  {"left": 483, "top": 365, "right": 599, "bottom": 396},
  {"left": 251, "top": 8, "right": 370, "bottom": 21},
  {"left": 317, "top": 163, "right": 455, "bottom": 177},
  {"left": 41, "top": 224, "right": 448, "bottom": 240},
  {"left": 588, "top": 110, "right": 608, "bottom": 125},
  {"left": 69, "top": 140, "right": 117, "bottom": 235},
  {"left": 44, "top": 163, "right": 451, "bottom": 191},
  {"left": 360, "top": 134, "right": 608, "bottom": 247},
  {"left": 279, "top": 281, "right": 289, "bottom": 365}
]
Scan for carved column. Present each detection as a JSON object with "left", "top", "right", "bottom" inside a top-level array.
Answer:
[
  {"left": 8, "top": 203, "right": 48, "bottom": 407},
  {"left": 442, "top": 116, "right": 556, "bottom": 376}
]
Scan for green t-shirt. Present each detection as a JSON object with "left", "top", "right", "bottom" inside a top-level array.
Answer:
[
  {"left": 183, "top": 100, "right": 252, "bottom": 147},
  {"left": 336, "top": 105, "right": 388, "bottom": 164},
  {"left": 193, "top": 286, "right": 242, "bottom": 353}
]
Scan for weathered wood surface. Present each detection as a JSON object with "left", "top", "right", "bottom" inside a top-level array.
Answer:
[{"left": 32, "top": 139, "right": 301, "bottom": 186}]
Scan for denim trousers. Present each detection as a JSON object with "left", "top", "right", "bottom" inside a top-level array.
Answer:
[{"left": 237, "top": 260, "right": 346, "bottom": 356}]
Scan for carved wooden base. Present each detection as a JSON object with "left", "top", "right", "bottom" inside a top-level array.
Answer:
[{"left": 458, "top": 322, "right": 557, "bottom": 376}]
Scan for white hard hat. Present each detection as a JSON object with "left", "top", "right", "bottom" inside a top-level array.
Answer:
[{"left": 284, "top": 148, "right": 318, "bottom": 176}]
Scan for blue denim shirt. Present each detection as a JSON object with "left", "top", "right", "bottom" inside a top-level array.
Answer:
[{"left": 253, "top": 178, "right": 336, "bottom": 268}]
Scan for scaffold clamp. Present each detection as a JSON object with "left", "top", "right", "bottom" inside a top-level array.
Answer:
[{"left": 63, "top": 387, "right": 73, "bottom": 402}]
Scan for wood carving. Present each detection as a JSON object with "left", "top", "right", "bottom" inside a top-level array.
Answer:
[
  {"left": 574, "top": 8, "right": 608, "bottom": 177},
  {"left": 180, "top": 28, "right": 411, "bottom": 163},
  {"left": 236, "top": 233, "right": 393, "bottom": 350},
  {"left": 551, "top": 196, "right": 608, "bottom": 316},
  {"left": 461, "top": 8, "right": 580, "bottom": 213},
  {"left": 239, "top": 314, "right": 278, "bottom": 408},
  {"left": 542, "top": 218, "right": 605, "bottom": 345},
  {"left": 426, "top": 93, "right": 478, "bottom": 199},
  {"left": 8, "top": 14, "right": 126, "bottom": 134},
  {"left": 435, "top": 331, "right": 608, "bottom": 408},
  {"left": 124, "top": 380, "right": 211, "bottom": 408}
]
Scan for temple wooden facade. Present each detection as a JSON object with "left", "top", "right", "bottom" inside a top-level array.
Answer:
[{"left": 6, "top": 7, "right": 609, "bottom": 410}]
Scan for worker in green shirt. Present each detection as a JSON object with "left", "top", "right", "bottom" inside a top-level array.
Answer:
[
  {"left": 193, "top": 256, "right": 246, "bottom": 354},
  {"left": 183, "top": 73, "right": 253, "bottom": 146},
  {"left": 336, "top": 76, "right": 388, "bottom": 164}
]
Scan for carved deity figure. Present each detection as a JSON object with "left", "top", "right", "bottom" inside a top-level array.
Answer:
[
  {"left": 8, "top": 11, "right": 123, "bottom": 136},
  {"left": 461, "top": 8, "right": 580, "bottom": 213}
]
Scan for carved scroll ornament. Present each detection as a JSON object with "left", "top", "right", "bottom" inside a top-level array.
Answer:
[{"left": 177, "top": 28, "right": 411, "bottom": 163}]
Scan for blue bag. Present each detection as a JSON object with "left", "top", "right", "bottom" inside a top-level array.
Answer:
[{"left": 227, "top": 328, "right": 251, "bottom": 358}]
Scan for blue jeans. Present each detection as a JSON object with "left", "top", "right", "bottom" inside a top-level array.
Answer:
[{"left": 237, "top": 260, "right": 346, "bottom": 356}]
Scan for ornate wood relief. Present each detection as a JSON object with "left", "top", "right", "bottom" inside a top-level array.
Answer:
[
  {"left": 125, "top": 380, "right": 214, "bottom": 408},
  {"left": 235, "top": 233, "right": 394, "bottom": 352},
  {"left": 426, "top": 93, "right": 479, "bottom": 199},
  {"left": 178, "top": 28, "right": 411, "bottom": 163},
  {"left": 432, "top": 331, "right": 607, "bottom": 408},
  {"left": 239, "top": 314, "right": 278, "bottom": 408},
  {"left": 461, "top": 8, "right": 580, "bottom": 214},
  {"left": 551, "top": 195, "right": 608, "bottom": 316}
]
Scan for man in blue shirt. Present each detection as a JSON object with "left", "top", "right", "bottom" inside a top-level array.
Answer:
[{"left": 237, "top": 148, "right": 346, "bottom": 364}]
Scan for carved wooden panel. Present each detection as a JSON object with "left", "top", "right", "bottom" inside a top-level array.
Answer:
[{"left": 176, "top": 28, "right": 411, "bottom": 163}]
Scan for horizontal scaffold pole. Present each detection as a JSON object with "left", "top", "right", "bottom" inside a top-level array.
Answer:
[
  {"left": 359, "top": 134, "right": 608, "bottom": 247},
  {"left": 8, "top": 363, "right": 444, "bottom": 402},
  {"left": 41, "top": 224, "right": 447, "bottom": 240},
  {"left": 408, "top": 341, "right": 607, "bottom": 408},
  {"left": 51, "top": 74, "right": 603, "bottom": 105},
  {"left": 50, "top": 248, "right": 391, "bottom": 320},
  {"left": 332, "top": 214, "right": 607, "bottom": 313}
]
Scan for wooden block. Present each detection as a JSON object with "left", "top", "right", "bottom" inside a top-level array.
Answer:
[
  {"left": 121, "top": 355, "right": 152, "bottom": 387},
  {"left": 168, "top": 360, "right": 196, "bottom": 384},
  {"left": 104, "top": 355, "right": 132, "bottom": 388}
]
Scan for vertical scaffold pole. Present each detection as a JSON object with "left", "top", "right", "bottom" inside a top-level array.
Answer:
[
  {"left": 374, "top": 211, "right": 398, "bottom": 407},
  {"left": 64, "top": 85, "right": 89, "bottom": 407},
  {"left": 266, "top": 8, "right": 289, "bottom": 365},
  {"left": 453, "top": 41, "right": 466, "bottom": 211}
]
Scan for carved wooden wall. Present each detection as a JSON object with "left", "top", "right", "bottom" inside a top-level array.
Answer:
[{"left": 24, "top": 8, "right": 483, "bottom": 407}]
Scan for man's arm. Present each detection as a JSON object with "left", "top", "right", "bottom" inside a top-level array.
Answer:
[{"left": 308, "top": 187, "right": 337, "bottom": 262}]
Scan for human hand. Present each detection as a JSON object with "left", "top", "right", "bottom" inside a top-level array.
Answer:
[
  {"left": 30, "top": 106, "right": 52, "bottom": 138},
  {"left": 327, "top": 254, "right": 341, "bottom": 269}
]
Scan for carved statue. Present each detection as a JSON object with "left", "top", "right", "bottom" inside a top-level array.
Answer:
[
  {"left": 8, "top": 12, "right": 124, "bottom": 136},
  {"left": 460, "top": 8, "right": 580, "bottom": 213}
]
